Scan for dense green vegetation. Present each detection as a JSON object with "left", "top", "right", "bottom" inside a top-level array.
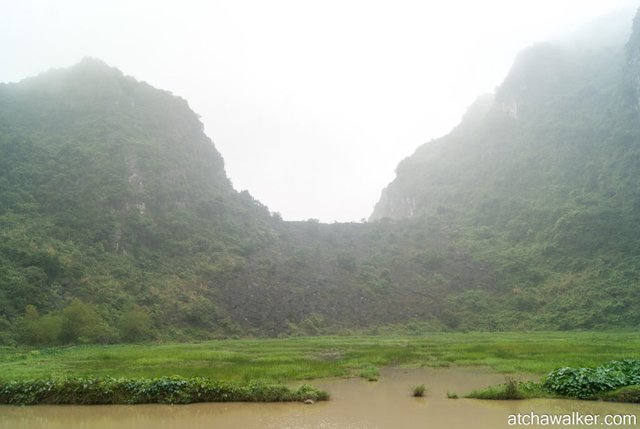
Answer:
[
  {"left": 466, "top": 377, "right": 528, "bottom": 400},
  {"left": 1, "top": 332, "right": 638, "bottom": 382},
  {"left": 0, "top": 59, "right": 495, "bottom": 342},
  {"left": 3, "top": 332, "right": 639, "bottom": 403},
  {"left": 0, "top": 58, "right": 279, "bottom": 343},
  {"left": 543, "top": 359, "right": 640, "bottom": 399},
  {"left": 467, "top": 359, "right": 640, "bottom": 402},
  {"left": 370, "top": 10, "right": 640, "bottom": 330},
  {"left": 0, "top": 376, "right": 327, "bottom": 405},
  {"left": 412, "top": 384, "right": 426, "bottom": 397},
  {"left": 2, "top": 9, "right": 640, "bottom": 344}
]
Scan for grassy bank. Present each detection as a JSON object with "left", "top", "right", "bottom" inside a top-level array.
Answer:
[{"left": 1, "top": 332, "right": 639, "bottom": 384}]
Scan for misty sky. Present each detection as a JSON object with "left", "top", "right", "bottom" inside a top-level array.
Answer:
[{"left": 2, "top": 0, "right": 638, "bottom": 222}]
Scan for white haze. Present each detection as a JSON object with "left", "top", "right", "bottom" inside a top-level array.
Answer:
[{"left": 1, "top": 0, "right": 639, "bottom": 222}]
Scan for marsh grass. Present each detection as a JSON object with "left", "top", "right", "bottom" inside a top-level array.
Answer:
[
  {"left": 358, "top": 365, "right": 380, "bottom": 381},
  {"left": 599, "top": 385, "right": 640, "bottom": 403},
  {"left": 412, "top": 384, "right": 426, "bottom": 397},
  {"left": 466, "top": 378, "right": 552, "bottom": 400},
  {"left": 1, "top": 332, "right": 638, "bottom": 383},
  {"left": 466, "top": 377, "right": 525, "bottom": 400}
]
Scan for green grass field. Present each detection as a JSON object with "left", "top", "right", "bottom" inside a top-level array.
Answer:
[{"left": 1, "top": 332, "right": 639, "bottom": 383}]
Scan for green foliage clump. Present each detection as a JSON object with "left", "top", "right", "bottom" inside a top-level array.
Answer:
[
  {"left": 0, "top": 376, "right": 328, "bottom": 405},
  {"left": 412, "top": 384, "right": 426, "bottom": 397},
  {"left": 542, "top": 359, "right": 640, "bottom": 399},
  {"left": 16, "top": 305, "right": 62, "bottom": 345},
  {"left": 59, "top": 299, "right": 115, "bottom": 344},
  {"left": 335, "top": 251, "right": 357, "bottom": 272},
  {"left": 470, "top": 360, "right": 640, "bottom": 402},
  {"left": 118, "top": 305, "right": 154, "bottom": 342},
  {"left": 15, "top": 301, "right": 119, "bottom": 346},
  {"left": 466, "top": 377, "right": 525, "bottom": 400},
  {"left": 416, "top": 250, "right": 444, "bottom": 270},
  {"left": 358, "top": 364, "right": 380, "bottom": 381}
]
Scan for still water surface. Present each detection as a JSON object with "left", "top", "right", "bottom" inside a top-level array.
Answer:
[{"left": 2, "top": 368, "right": 638, "bottom": 429}]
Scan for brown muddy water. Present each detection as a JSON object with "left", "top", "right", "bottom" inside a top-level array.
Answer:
[{"left": 1, "top": 368, "right": 639, "bottom": 429}]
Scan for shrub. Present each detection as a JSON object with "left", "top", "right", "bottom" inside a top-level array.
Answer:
[
  {"left": 543, "top": 359, "right": 640, "bottom": 399},
  {"left": 504, "top": 377, "right": 521, "bottom": 399},
  {"left": 358, "top": 365, "right": 379, "bottom": 381},
  {"left": 16, "top": 311, "right": 63, "bottom": 346},
  {"left": 466, "top": 377, "right": 524, "bottom": 400},
  {"left": 412, "top": 384, "right": 426, "bottom": 397},
  {"left": 0, "top": 376, "right": 329, "bottom": 405},
  {"left": 59, "top": 299, "right": 103, "bottom": 344},
  {"left": 118, "top": 305, "right": 154, "bottom": 342}
]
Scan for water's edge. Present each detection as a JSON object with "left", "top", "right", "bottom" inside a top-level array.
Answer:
[{"left": 2, "top": 368, "right": 638, "bottom": 429}]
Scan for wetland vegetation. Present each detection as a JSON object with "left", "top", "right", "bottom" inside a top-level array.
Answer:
[
  {"left": 467, "top": 359, "right": 640, "bottom": 402},
  {"left": 0, "top": 376, "right": 327, "bottom": 406},
  {"left": 3, "top": 332, "right": 640, "bottom": 382},
  {"left": 2, "top": 4, "right": 640, "bottom": 418},
  {"left": 2, "top": 332, "right": 639, "bottom": 404}
]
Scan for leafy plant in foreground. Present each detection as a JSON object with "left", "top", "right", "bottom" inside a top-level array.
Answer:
[{"left": 542, "top": 359, "right": 640, "bottom": 399}]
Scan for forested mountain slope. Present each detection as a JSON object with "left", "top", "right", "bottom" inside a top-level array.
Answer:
[
  {"left": 3, "top": 9, "right": 640, "bottom": 345},
  {"left": 0, "top": 59, "right": 494, "bottom": 343},
  {"left": 371, "top": 10, "right": 640, "bottom": 329},
  {"left": 0, "top": 59, "right": 277, "bottom": 342}
]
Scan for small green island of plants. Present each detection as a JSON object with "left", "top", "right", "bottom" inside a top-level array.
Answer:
[{"left": 467, "top": 359, "right": 640, "bottom": 403}]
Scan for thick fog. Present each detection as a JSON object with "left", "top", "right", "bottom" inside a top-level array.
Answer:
[{"left": 2, "top": 0, "right": 638, "bottom": 222}]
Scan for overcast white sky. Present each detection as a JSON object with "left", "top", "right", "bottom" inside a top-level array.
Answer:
[{"left": 2, "top": 0, "right": 639, "bottom": 222}]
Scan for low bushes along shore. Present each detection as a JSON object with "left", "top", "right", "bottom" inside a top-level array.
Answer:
[{"left": 0, "top": 376, "right": 329, "bottom": 405}]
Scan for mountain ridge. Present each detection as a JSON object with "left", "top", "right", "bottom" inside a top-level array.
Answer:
[
  {"left": 3, "top": 9, "right": 640, "bottom": 345},
  {"left": 369, "top": 8, "right": 640, "bottom": 329}
]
